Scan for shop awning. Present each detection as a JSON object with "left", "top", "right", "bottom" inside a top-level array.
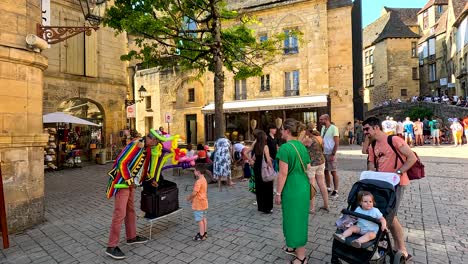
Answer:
[
  {"left": 43, "top": 112, "right": 101, "bottom": 126},
  {"left": 201, "top": 95, "right": 328, "bottom": 114}
]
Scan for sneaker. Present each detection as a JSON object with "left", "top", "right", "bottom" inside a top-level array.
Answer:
[
  {"left": 327, "top": 188, "right": 332, "bottom": 193},
  {"left": 330, "top": 191, "right": 339, "bottom": 198},
  {"left": 126, "top": 235, "right": 148, "bottom": 245},
  {"left": 105, "top": 246, "right": 125, "bottom": 260}
]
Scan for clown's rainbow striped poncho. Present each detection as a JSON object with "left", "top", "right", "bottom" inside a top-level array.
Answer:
[{"left": 106, "top": 139, "right": 152, "bottom": 199}]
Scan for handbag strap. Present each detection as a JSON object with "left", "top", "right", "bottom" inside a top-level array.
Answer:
[{"left": 288, "top": 142, "right": 307, "bottom": 173}]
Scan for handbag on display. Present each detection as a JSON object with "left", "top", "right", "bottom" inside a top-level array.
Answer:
[{"left": 261, "top": 154, "right": 277, "bottom": 182}]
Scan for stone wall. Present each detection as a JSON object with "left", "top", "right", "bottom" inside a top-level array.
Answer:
[
  {"left": 365, "top": 102, "right": 468, "bottom": 121},
  {"left": 0, "top": 0, "right": 49, "bottom": 232}
]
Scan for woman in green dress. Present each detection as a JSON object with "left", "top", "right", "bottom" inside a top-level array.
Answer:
[{"left": 275, "top": 118, "right": 311, "bottom": 264}]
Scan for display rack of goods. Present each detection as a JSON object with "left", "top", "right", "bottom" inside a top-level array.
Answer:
[{"left": 44, "top": 128, "right": 58, "bottom": 170}]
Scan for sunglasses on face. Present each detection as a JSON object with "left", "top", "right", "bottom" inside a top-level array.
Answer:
[{"left": 363, "top": 127, "right": 371, "bottom": 132}]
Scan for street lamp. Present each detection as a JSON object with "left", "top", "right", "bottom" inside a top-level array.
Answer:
[
  {"left": 125, "top": 85, "right": 148, "bottom": 106},
  {"left": 79, "top": 0, "right": 107, "bottom": 27},
  {"left": 37, "top": 0, "right": 107, "bottom": 44}
]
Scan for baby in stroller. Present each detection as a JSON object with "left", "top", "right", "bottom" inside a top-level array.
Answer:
[
  {"left": 333, "top": 191, "right": 387, "bottom": 248},
  {"left": 331, "top": 171, "right": 407, "bottom": 264}
]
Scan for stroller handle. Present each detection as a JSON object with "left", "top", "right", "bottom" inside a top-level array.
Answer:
[{"left": 341, "top": 209, "right": 382, "bottom": 228}]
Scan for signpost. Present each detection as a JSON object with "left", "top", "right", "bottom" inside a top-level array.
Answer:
[
  {"left": 0, "top": 163, "right": 9, "bottom": 248},
  {"left": 164, "top": 112, "right": 173, "bottom": 134}
]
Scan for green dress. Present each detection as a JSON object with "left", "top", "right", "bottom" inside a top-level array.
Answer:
[{"left": 276, "top": 140, "right": 311, "bottom": 248}]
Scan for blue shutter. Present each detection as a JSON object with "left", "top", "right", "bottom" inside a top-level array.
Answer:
[{"left": 284, "top": 30, "right": 290, "bottom": 53}]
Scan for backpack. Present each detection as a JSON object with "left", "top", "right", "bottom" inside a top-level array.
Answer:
[
  {"left": 432, "top": 121, "right": 440, "bottom": 130},
  {"left": 423, "top": 120, "right": 430, "bottom": 130},
  {"left": 371, "top": 136, "right": 425, "bottom": 180}
]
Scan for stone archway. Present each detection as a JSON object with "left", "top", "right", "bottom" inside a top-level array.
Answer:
[{"left": 53, "top": 98, "right": 106, "bottom": 160}]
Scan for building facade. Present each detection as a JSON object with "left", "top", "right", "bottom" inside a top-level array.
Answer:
[
  {"left": 0, "top": 0, "right": 49, "bottom": 232},
  {"left": 42, "top": 0, "right": 129, "bottom": 159},
  {"left": 363, "top": 7, "right": 421, "bottom": 109},
  {"left": 134, "top": 0, "right": 355, "bottom": 144}
]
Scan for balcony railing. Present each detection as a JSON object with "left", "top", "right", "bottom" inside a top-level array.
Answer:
[
  {"left": 284, "top": 46, "right": 298, "bottom": 54},
  {"left": 456, "top": 67, "right": 467, "bottom": 78},
  {"left": 285, "top": 90, "right": 299, "bottom": 96}
]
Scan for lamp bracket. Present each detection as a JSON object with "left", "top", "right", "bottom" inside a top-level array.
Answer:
[{"left": 37, "top": 23, "right": 99, "bottom": 44}]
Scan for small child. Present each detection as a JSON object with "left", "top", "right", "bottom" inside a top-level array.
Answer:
[
  {"left": 186, "top": 163, "right": 209, "bottom": 241},
  {"left": 333, "top": 191, "right": 387, "bottom": 248}
]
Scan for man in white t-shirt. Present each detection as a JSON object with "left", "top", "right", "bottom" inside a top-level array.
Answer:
[
  {"left": 389, "top": 117, "right": 397, "bottom": 135},
  {"left": 381, "top": 116, "right": 392, "bottom": 135},
  {"left": 320, "top": 114, "right": 340, "bottom": 198}
]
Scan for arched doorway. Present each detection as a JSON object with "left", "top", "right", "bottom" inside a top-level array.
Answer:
[{"left": 53, "top": 98, "right": 105, "bottom": 162}]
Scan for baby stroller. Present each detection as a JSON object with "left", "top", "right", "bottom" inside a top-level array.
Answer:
[{"left": 331, "top": 171, "right": 407, "bottom": 264}]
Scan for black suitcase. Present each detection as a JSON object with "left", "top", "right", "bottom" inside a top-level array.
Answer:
[{"left": 141, "top": 180, "right": 179, "bottom": 219}]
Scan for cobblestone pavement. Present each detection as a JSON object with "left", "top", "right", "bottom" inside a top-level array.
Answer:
[{"left": 1, "top": 145, "right": 467, "bottom": 264}]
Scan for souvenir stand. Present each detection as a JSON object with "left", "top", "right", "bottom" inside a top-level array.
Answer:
[{"left": 43, "top": 112, "right": 101, "bottom": 170}]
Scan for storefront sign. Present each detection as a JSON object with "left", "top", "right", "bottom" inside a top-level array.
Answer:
[
  {"left": 126, "top": 104, "right": 135, "bottom": 118},
  {"left": 447, "top": 83, "right": 456, "bottom": 88},
  {"left": 439, "top": 78, "right": 447, "bottom": 86},
  {"left": 41, "top": 0, "right": 51, "bottom": 26}
]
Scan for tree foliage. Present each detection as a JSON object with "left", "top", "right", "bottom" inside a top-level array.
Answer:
[
  {"left": 104, "top": 0, "right": 289, "bottom": 137},
  {"left": 404, "top": 106, "right": 434, "bottom": 121}
]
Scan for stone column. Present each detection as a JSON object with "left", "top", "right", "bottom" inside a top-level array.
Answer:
[{"left": 0, "top": 0, "right": 49, "bottom": 232}]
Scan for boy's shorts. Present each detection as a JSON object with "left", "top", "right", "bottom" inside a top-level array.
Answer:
[{"left": 193, "top": 210, "right": 207, "bottom": 222}]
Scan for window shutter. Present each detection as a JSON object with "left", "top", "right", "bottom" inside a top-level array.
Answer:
[
  {"left": 66, "top": 19, "right": 84, "bottom": 75},
  {"left": 293, "top": 71, "right": 299, "bottom": 90},
  {"left": 85, "top": 29, "right": 98, "bottom": 77}
]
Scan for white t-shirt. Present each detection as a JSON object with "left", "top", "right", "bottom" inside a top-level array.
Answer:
[
  {"left": 321, "top": 124, "right": 339, "bottom": 155},
  {"left": 389, "top": 120, "right": 397, "bottom": 134},
  {"left": 381, "top": 120, "right": 391, "bottom": 133},
  {"left": 396, "top": 122, "right": 404, "bottom": 134},
  {"left": 233, "top": 143, "right": 245, "bottom": 153}
]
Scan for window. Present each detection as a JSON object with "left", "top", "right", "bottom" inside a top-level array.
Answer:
[
  {"left": 369, "top": 72, "right": 374, "bottom": 86},
  {"left": 365, "top": 74, "right": 369, "bottom": 87},
  {"left": 285, "top": 70, "right": 299, "bottom": 96},
  {"left": 364, "top": 51, "right": 369, "bottom": 65},
  {"left": 145, "top": 96, "right": 152, "bottom": 110},
  {"left": 411, "top": 42, "right": 417, "bottom": 57},
  {"left": 401, "top": 89, "right": 408, "bottom": 97},
  {"left": 283, "top": 29, "right": 298, "bottom": 54},
  {"left": 259, "top": 34, "right": 268, "bottom": 42},
  {"left": 369, "top": 50, "right": 374, "bottom": 64},
  {"left": 423, "top": 11, "right": 429, "bottom": 29},
  {"left": 260, "top": 74, "right": 270, "bottom": 91},
  {"left": 429, "top": 64, "right": 436, "bottom": 82},
  {"left": 412, "top": 67, "right": 418, "bottom": 79},
  {"left": 234, "top": 79, "right": 247, "bottom": 100},
  {"left": 188, "top": 88, "right": 195, "bottom": 102},
  {"left": 437, "top": 5, "right": 443, "bottom": 13}
]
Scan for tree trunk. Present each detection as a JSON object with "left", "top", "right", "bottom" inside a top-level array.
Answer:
[{"left": 211, "top": 1, "right": 225, "bottom": 139}]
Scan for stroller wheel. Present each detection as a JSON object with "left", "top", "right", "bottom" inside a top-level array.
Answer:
[{"left": 393, "top": 251, "right": 405, "bottom": 264}]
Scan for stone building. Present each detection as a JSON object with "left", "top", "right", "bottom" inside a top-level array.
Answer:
[
  {"left": 417, "top": 0, "right": 449, "bottom": 96},
  {"left": 0, "top": 0, "right": 49, "bottom": 232},
  {"left": 134, "top": 0, "right": 356, "bottom": 144},
  {"left": 41, "top": 0, "right": 128, "bottom": 158},
  {"left": 362, "top": 7, "right": 421, "bottom": 109},
  {"left": 446, "top": 0, "right": 468, "bottom": 97}
]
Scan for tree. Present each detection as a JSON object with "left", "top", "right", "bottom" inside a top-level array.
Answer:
[{"left": 104, "top": 0, "right": 288, "bottom": 138}]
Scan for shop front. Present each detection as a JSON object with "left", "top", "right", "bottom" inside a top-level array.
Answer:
[{"left": 201, "top": 95, "right": 330, "bottom": 143}]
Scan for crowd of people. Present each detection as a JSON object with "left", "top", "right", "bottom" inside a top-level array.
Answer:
[
  {"left": 104, "top": 113, "right": 431, "bottom": 263},
  {"left": 373, "top": 94, "right": 468, "bottom": 109},
  {"left": 345, "top": 115, "right": 468, "bottom": 147}
]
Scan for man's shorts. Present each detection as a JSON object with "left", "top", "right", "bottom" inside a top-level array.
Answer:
[
  {"left": 324, "top": 154, "right": 337, "bottom": 171},
  {"left": 423, "top": 130, "right": 430, "bottom": 136},
  {"left": 307, "top": 163, "right": 325, "bottom": 183},
  {"left": 193, "top": 210, "right": 207, "bottom": 222},
  {"left": 404, "top": 132, "right": 413, "bottom": 138},
  {"left": 431, "top": 129, "right": 440, "bottom": 138}
]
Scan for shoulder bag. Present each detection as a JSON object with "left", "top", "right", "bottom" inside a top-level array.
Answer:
[
  {"left": 261, "top": 152, "right": 277, "bottom": 182},
  {"left": 289, "top": 142, "right": 317, "bottom": 198}
]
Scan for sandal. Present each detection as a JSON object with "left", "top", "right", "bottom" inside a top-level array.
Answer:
[
  {"left": 282, "top": 246, "right": 296, "bottom": 256},
  {"left": 290, "top": 256, "right": 307, "bottom": 264},
  {"left": 203, "top": 232, "right": 208, "bottom": 239},
  {"left": 319, "top": 206, "right": 330, "bottom": 212},
  {"left": 192, "top": 233, "right": 206, "bottom": 241},
  {"left": 405, "top": 253, "right": 413, "bottom": 262}
]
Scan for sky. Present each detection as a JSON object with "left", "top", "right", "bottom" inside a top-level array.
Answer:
[{"left": 362, "top": 0, "right": 429, "bottom": 28}]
